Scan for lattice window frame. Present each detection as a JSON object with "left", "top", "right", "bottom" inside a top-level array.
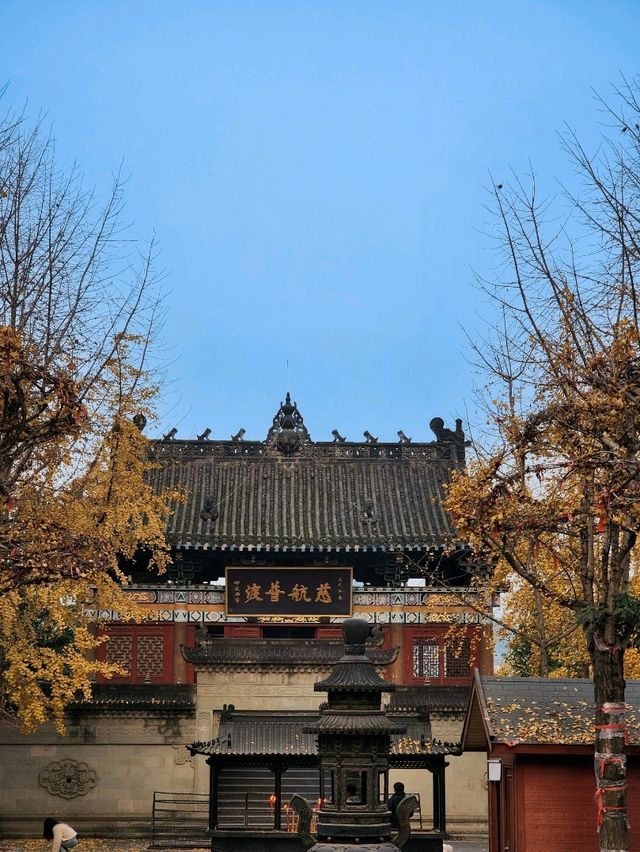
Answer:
[
  {"left": 412, "top": 637, "right": 440, "bottom": 681},
  {"left": 404, "top": 626, "right": 479, "bottom": 686},
  {"left": 98, "top": 625, "right": 173, "bottom": 683},
  {"left": 444, "top": 636, "right": 472, "bottom": 679}
]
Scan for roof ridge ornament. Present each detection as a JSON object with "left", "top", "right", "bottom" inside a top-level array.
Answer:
[
  {"left": 429, "top": 417, "right": 469, "bottom": 463},
  {"left": 429, "top": 417, "right": 464, "bottom": 443},
  {"left": 266, "top": 391, "right": 311, "bottom": 454}
]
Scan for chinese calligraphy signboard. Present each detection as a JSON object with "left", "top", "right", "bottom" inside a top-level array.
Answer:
[{"left": 225, "top": 567, "right": 353, "bottom": 617}]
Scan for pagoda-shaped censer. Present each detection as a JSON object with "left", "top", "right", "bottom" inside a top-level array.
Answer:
[{"left": 290, "top": 618, "right": 418, "bottom": 852}]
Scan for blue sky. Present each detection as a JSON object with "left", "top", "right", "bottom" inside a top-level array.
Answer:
[{"left": 2, "top": 1, "right": 639, "bottom": 443}]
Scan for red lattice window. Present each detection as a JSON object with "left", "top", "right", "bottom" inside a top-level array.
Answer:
[
  {"left": 412, "top": 638, "right": 440, "bottom": 680},
  {"left": 404, "top": 627, "right": 477, "bottom": 686},
  {"left": 137, "top": 635, "right": 166, "bottom": 680},
  {"left": 105, "top": 633, "right": 133, "bottom": 676},
  {"left": 98, "top": 625, "right": 173, "bottom": 683},
  {"left": 445, "top": 637, "right": 471, "bottom": 679}
]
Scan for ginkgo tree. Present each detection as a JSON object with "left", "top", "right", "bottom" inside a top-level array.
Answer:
[
  {"left": 496, "top": 554, "right": 640, "bottom": 680},
  {"left": 0, "top": 102, "right": 177, "bottom": 733},
  {"left": 446, "top": 77, "right": 640, "bottom": 851}
]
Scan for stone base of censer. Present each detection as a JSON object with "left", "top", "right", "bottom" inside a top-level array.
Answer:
[{"left": 308, "top": 843, "right": 400, "bottom": 852}]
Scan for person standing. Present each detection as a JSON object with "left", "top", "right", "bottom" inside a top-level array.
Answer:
[{"left": 43, "top": 818, "right": 79, "bottom": 852}]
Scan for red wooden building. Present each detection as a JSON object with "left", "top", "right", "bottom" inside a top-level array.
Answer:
[
  {"left": 0, "top": 397, "right": 494, "bottom": 840},
  {"left": 88, "top": 396, "right": 494, "bottom": 837},
  {"left": 462, "top": 671, "right": 640, "bottom": 852},
  {"left": 100, "top": 395, "right": 492, "bottom": 696}
]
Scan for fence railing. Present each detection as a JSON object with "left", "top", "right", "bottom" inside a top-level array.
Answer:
[
  {"left": 151, "top": 788, "right": 419, "bottom": 842},
  {"left": 151, "top": 791, "right": 209, "bottom": 848}
]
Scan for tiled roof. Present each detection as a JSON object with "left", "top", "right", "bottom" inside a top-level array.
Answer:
[
  {"left": 181, "top": 637, "right": 398, "bottom": 669},
  {"left": 313, "top": 656, "right": 395, "bottom": 693},
  {"left": 204, "top": 713, "right": 317, "bottom": 756},
  {"left": 392, "top": 735, "right": 462, "bottom": 757},
  {"left": 147, "top": 408, "right": 465, "bottom": 552},
  {"left": 189, "top": 710, "right": 459, "bottom": 759},
  {"left": 463, "top": 674, "right": 640, "bottom": 748},
  {"left": 386, "top": 686, "right": 469, "bottom": 715},
  {"left": 69, "top": 684, "right": 196, "bottom": 714},
  {"left": 305, "top": 711, "right": 406, "bottom": 736}
]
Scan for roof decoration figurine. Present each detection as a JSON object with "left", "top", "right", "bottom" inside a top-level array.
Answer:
[
  {"left": 429, "top": 417, "right": 468, "bottom": 462},
  {"left": 266, "top": 392, "right": 311, "bottom": 455},
  {"left": 147, "top": 397, "right": 470, "bottom": 569},
  {"left": 132, "top": 412, "right": 147, "bottom": 431},
  {"left": 199, "top": 495, "right": 218, "bottom": 523}
]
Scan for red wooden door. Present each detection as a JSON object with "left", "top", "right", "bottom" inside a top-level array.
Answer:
[{"left": 518, "top": 757, "right": 599, "bottom": 852}]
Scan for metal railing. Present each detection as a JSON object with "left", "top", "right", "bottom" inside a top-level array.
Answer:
[{"left": 151, "top": 791, "right": 209, "bottom": 848}]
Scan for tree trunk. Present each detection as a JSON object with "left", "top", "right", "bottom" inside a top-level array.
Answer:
[
  {"left": 533, "top": 589, "right": 549, "bottom": 676},
  {"left": 591, "top": 636, "right": 628, "bottom": 851}
]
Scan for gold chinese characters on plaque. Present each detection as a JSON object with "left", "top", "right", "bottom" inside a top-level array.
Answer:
[{"left": 225, "top": 567, "right": 352, "bottom": 617}]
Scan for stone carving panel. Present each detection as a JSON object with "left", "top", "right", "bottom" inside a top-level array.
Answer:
[
  {"left": 39, "top": 758, "right": 98, "bottom": 798},
  {"left": 171, "top": 744, "right": 194, "bottom": 767}
]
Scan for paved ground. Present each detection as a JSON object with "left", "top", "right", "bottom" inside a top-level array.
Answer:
[
  {"left": 0, "top": 844, "right": 148, "bottom": 852},
  {"left": 0, "top": 844, "right": 147, "bottom": 852},
  {"left": 0, "top": 839, "right": 489, "bottom": 852}
]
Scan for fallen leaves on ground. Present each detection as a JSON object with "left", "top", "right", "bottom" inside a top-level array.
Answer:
[{"left": 0, "top": 842, "right": 197, "bottom": 852}]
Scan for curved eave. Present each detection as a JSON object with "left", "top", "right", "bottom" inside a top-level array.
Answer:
[
  {"left": 392, "top": 737, "right": 462, "bottom": 757},
  {"left": 168, "top": 539, "right": 448, "bottom": 553},
  {"left": 181, "top": 641, "right": 397, "bottom": 669},
  {"left": 188, "top": 739, "right": 461, "bottom": 759},
  {"left": 314, "top": 660, "right": 395, "bottom": 692},
  {"left": 306, "top": 713, "right": 407, "bottom": 735}
]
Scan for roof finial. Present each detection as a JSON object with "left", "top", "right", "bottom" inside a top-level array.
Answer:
[{"left": 266, "top": 392, "right": 311, "bottom": 452}]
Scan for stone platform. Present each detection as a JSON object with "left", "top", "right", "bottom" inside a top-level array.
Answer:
[{"left": 209, "top": 829, "right": 446, "bottom": 852}]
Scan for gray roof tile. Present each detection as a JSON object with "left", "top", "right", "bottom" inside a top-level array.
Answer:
[
  {"left": 148, "top": 436, "right": 462, "bottom": 552},
  {"left": 478, "top": 676, "right": 640, "bottom": 746},
  {"left": 181, "top": 638, "right": 398, "bottom": 669},
  {"left": 387, "top": 686, "right": 469, "bottom": 714},
  {"left": 189, "top": 710, "right": 459, "bottom": 758}
]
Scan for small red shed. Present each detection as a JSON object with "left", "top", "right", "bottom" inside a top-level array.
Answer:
[{"left": 461, "top": 672, "right": 640, "bottom": 852}]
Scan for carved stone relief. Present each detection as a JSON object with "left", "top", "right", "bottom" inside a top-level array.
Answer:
[
  {"left": 39, "top": 758, "right": 98, "bottom": 798},
  {"left": 171, "top": 744, "right": 194, "bottom": 767}
]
